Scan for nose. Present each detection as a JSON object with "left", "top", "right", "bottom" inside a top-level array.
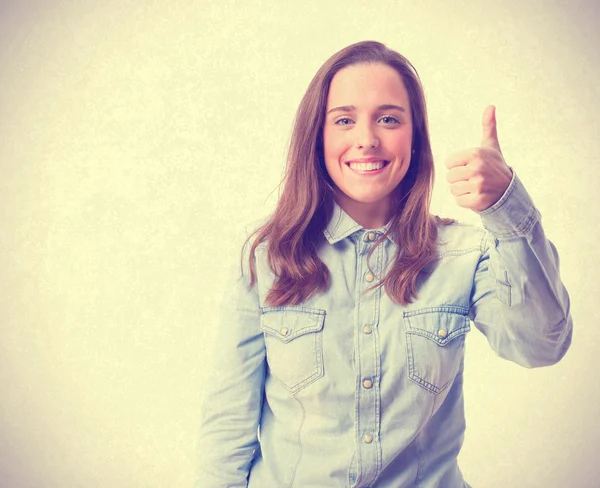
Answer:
[{"left": 355, "top": 124, "right": 379, "bottom": 149}]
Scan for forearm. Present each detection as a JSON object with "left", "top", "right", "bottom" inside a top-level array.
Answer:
[{"left": 470, "top": 171, "right": 573, "bottom": 366}]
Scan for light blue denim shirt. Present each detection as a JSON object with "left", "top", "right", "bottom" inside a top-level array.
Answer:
[{"left": 196, "top": 170, "right": 572, "bottom": 488}]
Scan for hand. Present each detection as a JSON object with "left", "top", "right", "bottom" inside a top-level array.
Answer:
[{"left": 445, "top": 105, "right": 513, "bottom": 212}]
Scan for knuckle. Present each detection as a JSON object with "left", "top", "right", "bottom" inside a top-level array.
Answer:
[{"left": 471, "top": 159, "right": 485, "bottom": 172}]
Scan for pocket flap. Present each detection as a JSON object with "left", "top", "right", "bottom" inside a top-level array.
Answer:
[
  {"left": 260, "top": 307, "right": 326, "bottom": 343},
  {"left": 404, "top": 305, "right": 470, "bottom": 346}
]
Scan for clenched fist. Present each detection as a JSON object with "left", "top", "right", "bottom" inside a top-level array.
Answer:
[{"left": 445, "top": 105, "right": 513, "bottom": 212}]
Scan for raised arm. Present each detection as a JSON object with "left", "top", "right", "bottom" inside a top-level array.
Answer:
[
  {"left": 469, "top": 171, "right": 572, "bottom": 366},
  {"left": 446, "top": 105, "right": 572, "bottom": 366}
]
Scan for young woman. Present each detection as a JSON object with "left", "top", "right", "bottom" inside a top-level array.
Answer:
[{"left": 197, "top": 41, "right": 572, "bottom": 487}]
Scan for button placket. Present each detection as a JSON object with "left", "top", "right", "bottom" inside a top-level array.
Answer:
[
  {"left": 362, "top": 231, "right": 379, "bottom": 283},
  {"left": 354, "top": 232, "right": 384, "bottom": 483}
]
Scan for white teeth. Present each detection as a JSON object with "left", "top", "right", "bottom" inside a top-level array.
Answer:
[{"left": 349, "top": 161, "right": 386, "bottom": 171}]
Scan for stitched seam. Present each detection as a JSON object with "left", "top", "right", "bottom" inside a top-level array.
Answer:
[
  {"left": 436, "top": 246, "right": 481, "bottom": 260},
  {"left": 290, "top": 329, "right": 324, "bottom": 393},
  {"left": 495, "top": 281, "right": 512, "bottom": 307},
  {"left": 404, "top": 311, "right": 469, "bottom": 394},
  {"left": 348, "top": 451, "right": 358, "bottom": 487},
  {"left": 354, "top": 239, "right": 363, "bottom": 487},
  {"left": 286, "top": 396, "right": 306, "bottom": 488},
  {"left": 404, "top": 305, "right": 469, "bottom": 317},
  {"left": 260, "top": 306, "right": 326, "bottom": 315},
  {"left": 480, "top": 231, "right": 489, "bottom": 254},
  {"left": 485, "top": 206, "right": 540, "bottom": 238},
  {"left": 409, "top": 370, "right": 445, "bottom": 394},
  {"left": 261, "top": 321, "right": 325, "bottom": 393},
  {"left": 406, "top": 331, "right": 446, "bottom": 394},
  {"left": 262, "top": 341, "right": 320, "bottom": 394},
  {"left": 407, "top": 325, "right": 471, "bottom": 344},
  {"left": 325, "top": 222, "right": 363, "bottom": 243},
  {"left": 260, "top": 323, "right": 323, "bottom": 340},
  {"left": 373, "top": 245, "right": 383, "bottom": 480}
]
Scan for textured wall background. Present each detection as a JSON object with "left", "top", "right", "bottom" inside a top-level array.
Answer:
[{"left": 1, "top": 0, "right": 598, "bottom": 486}]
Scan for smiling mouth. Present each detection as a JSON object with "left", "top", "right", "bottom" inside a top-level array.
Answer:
[{"left": 346, "top": 160, "right": 391, "bottom": 173}]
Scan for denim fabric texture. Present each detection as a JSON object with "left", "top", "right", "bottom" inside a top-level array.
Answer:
[{"left": 196, "top": 170, "right": 572, "bottom": 487}]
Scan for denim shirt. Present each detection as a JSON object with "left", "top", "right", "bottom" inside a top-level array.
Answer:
[{"left": 196, "top": 170, "right": 572, "bottom": 488}]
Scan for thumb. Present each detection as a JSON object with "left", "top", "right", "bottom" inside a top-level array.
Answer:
[{"left": 481, "top": 104, "right": 501, "bottom": 151}]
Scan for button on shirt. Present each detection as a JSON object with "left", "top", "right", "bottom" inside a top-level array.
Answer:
[{"left": 197, "top": 171, "right": 573, "bottom": 487}]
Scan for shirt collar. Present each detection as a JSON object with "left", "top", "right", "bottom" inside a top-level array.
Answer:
[{"left": 323, "top": 202, "right": 396, "bottom": 245}]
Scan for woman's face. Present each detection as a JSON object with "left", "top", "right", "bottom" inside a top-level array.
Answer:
[{"left": 322, "top": 62, "right": 413, "bottom": 225}]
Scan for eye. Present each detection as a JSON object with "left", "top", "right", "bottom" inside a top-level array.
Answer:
[
  {"left": 334, "top": 117, "right": 354, "bottom": 126},
  {"left": 379, "top": 115, "right": 400, "bottom": 125}
]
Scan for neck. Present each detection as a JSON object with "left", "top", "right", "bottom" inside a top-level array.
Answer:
[{"left": 335, "top": 193, "right": 392, "bottom": 230}]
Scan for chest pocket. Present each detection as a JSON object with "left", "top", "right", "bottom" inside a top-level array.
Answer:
[
  {"left": 404, "top": 306, "right": 470, "bottom": 394},
  {"left": 260, "top": 307, "right": 326, "bottom": 394}
]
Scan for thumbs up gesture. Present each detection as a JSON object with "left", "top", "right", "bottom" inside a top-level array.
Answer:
[{"left": 445, "top": 105, "right": 513, "bottom": 212}]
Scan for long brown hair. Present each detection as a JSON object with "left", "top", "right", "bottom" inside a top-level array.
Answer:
[{"left": 244, "top": 40, "right": 452, "bottom": 306}]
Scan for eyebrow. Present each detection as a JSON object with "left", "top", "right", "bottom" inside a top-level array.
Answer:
[{"left": 326, "top": 104, "right": 406, "bottom": 114}]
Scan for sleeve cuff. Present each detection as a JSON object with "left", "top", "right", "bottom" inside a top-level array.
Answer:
[{"left": 476, "top": 168, "right": 541, "bottom": 239}]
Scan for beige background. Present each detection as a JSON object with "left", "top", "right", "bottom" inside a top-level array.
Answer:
[{"left": 1, "top": 0, "right": 598, "bottom": 486}]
